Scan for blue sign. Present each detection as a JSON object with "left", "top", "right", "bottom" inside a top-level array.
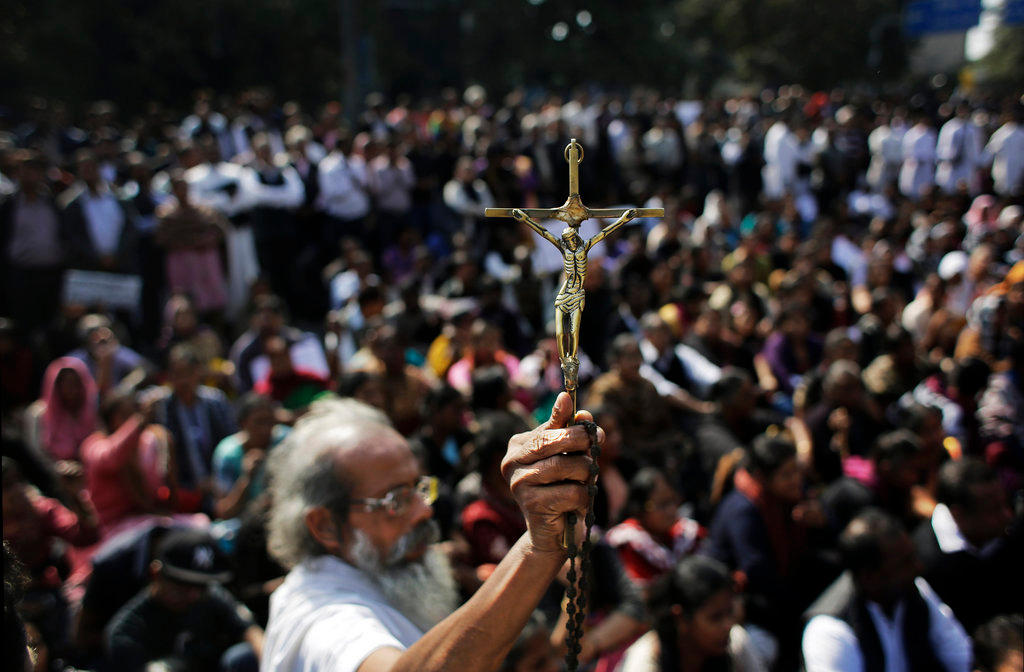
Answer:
[
  {"left": 1004, "top": 0, "right": 1024, "bottom": 26},
  {"left": 904, "top": 0, "right": 982, "bottom": 36}
]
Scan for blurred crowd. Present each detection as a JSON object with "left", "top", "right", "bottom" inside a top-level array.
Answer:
[{"left": 2, "top": 82, "right": 1023, "bottom": 672}]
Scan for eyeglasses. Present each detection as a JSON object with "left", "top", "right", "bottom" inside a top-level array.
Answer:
[{"left": 351, "top": 476, "right": 438, "bottom": 517}]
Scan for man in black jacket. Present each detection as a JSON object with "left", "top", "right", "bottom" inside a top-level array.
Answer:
[
  {"left": 803, "top": 509, "right": 972, "bottom": 672},
  {"left": 0, "top": 150, "right": 67, "bottom": 334},
  {"left": 59, "top": 149, "right": 139, "bottom": 275},
  {"left": 913, "top": 458, "right": 1021, "bottom": 633}
]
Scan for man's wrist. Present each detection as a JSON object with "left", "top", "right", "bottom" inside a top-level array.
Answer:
[{"left": 520, "top": 532, "right": 568, "bottom": 565}]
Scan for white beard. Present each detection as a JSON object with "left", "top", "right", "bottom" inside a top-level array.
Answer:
[{"left": 350, "top": 526, "right": 459, "bottom": 632}]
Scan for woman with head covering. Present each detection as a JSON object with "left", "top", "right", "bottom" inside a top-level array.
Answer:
[{"left": 25, "top": 357, "right": 99, "bottom": 464}]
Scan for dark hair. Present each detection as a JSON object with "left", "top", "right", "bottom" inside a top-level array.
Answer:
[
  {"left": 623, "top": 467, "right": 673, "bottom": 521},
  {"left": 100, "top": 390, "right": 135, "bottom": 429},
  {"left": 973, "top": 614, "right": 1023, "bottom": 672},
  {"left": 237, "top": 392, "right": 276, "bottom": 425},
  {"left": 606, "top": 333, "right": 640, "bottom": 364},
  {"left": 470, "top": 365, "right": 509, "bottom": 411},
  {"left": 950, "top": 357, "right": 991, "bottom": 398},
  {"left": 471, "top": 411, "right": 529, "bottom": 476},
  {"left": 710, "top": 367, "right": 751, "bottom": 404},
  {"left": 870, "top": 430, "right": 921, "bottom": 466},
  {"left": 468, "top": 411, "right": 528, "bottom": 479},
  {"left": 743, "top": 434, "right": 796, "bottom": 477},
  {"left": 422, "top": 384, "right": 464, "bottom": 416},
  {"left": 337, "top": 370, "right": 378, "bottom": 398},
  {"left": 650, "top": 556, "right": 734, "bottom": 672},
  {"left": 838, "top": 508, "right": 906, "bottom": 574},
  {"left": 936, "top": 458, "right": 997, "bottom": 513},
  {"left": 901, "top": 403, "right": 942, "bottom": 433}
]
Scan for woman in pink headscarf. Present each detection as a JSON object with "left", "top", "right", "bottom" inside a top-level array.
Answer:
[{"left": 25, "top": 357, "right": 99, "bottom": 463}]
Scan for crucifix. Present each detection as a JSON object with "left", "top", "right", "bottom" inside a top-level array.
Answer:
[
  {"left": 486, "top": 139, "right": 663, "bottom": 672},
  {"left": 485, "top": 139, "right": 664, "bottom": 414}
]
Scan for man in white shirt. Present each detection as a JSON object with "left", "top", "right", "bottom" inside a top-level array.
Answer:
[
  {"left": 866, "top": 112, "right": 906, "bottom": 192},
  {"left": 984, "top": 107, "right": 1024, "bottom": 198},
  {"left": 802, "top": 509, "right": 972, "bottom": 672},
  {"left": 261, "top": 393, "right": 600, "bottom": 672},
  {"left": 762, "top": 116, "right": 801, "bottom": 200},
  {"left": 935, "top": 102, "right": 983, "bottom": 196},
  {"left": 442, "top": 156, "right": 494, "bottom": 237},
  {"left": 317, "top": 135, "right": 371, "bottom": 249},
  {"left": 899, "top": 112, "right": 937, "bottom": 201},
  {"left": 368, "top": 139, "right": 416, "bottom": 253}
]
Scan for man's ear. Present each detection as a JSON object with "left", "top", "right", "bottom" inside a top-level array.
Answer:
[{"left": 305, "top": 506, "right": 346, "bottom": 558}]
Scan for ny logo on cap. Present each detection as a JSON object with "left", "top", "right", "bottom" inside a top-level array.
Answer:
[{"left": 193, "top": 545, "right": 215, "bottom": 570}]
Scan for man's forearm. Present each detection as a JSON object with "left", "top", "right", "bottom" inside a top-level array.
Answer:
[{"left": 391, "top": 534, "right": 564, "bottom": 672}]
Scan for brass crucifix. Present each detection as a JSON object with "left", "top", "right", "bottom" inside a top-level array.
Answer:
[{"left": 485, "top": 139, "right": 664, "bottom": 413}]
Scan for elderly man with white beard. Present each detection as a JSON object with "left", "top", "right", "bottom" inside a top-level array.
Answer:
[{"left": 260, "top": 394, "right": 601, "bottom": 672}]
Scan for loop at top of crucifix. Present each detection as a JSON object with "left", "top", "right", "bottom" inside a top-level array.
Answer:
[{"left": 483, "top": 139, "right": 663, "bottom": 230}]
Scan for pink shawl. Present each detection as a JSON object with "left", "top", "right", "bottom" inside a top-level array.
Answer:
[{"left": 40, "top": 357, "right": 98, "bottom": 461}]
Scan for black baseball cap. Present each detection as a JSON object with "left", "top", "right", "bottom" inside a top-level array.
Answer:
[{"left": 155, "top": 528, "right": 232, "bottom": 585}]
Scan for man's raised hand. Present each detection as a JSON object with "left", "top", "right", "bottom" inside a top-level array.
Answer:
[{"left": 501, "top": 392, "right": 604, "bottom": 555}]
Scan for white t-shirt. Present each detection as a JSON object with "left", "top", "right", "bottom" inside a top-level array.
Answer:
[{"left": 261, "top": 555, "right": 423, "bottom": 672}]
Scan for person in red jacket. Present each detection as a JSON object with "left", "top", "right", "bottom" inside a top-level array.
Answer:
[{"left": 605, "top": 467, "right": 704, "bottom": 593}]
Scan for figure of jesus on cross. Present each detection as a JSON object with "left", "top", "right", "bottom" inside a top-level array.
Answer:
[{"left": 485, "top": 139, "right": 664, "bottom": 409}]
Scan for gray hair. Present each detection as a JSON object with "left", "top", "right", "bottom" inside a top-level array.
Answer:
[{"left": 266, "top": 397, "right": 392, "bottom": 568}]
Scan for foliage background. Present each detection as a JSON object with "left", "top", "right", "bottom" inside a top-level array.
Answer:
[{"left": 2, "top": 0, "right": 1020, "bottom": 114}]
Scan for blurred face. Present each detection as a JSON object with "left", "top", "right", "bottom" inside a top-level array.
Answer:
[
  {"left": 243, "top": 406, "right": 275, "bottom": 447},
  {"left": 266, "top": 339, "right": 293, "bottom": 376},
  {"left": 55, "top": 369, "right": 86, "bottom": 412},
  {"left": 77, "top": 159, "right": 100, "bottom": 186},
  {"left": 956, "top": 481, "right": 1012, "bottom": 547},
  {"left": 172, "top": 303, "right": 197, "bottom": 334},
  {"left": 168, "top": 359, "right": 201, "bottom": 398},
  {"left": 678, "top": 589, "right": 736, "bottom": 658},
  {"left": 731, "top": 302, "right": 757, "bottom": 337},
  {"left": 641, "top": 476, "right": 680, "bottom": 538},
  {"left": 860, "top": 532, "right": 920, "bottom": 606},
  {"left": 915, "top": 412, "right": 945, "bottom": 453},
  {"left": 829, "top": 372, "right": 863, "bottom": 409},
  {"left": 767, "top": 457, "right": 803, "bottom": 504},
  {"left": 153, "top": 571, "right": 208, "bottom": 612},
  {"left": 646, "top": 323, "right": 672, "bottom": 353},
  {"left": 171, "top": 178, "right": 189, "bottom": 203},
  {"left": 615, "top": 343, "right": 643, "bottom": 381},
  {"left": 783, "top": 313, "right": 810, "bottom": 340}
]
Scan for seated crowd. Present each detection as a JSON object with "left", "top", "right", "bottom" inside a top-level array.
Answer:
[{"left": 1, "top": 84, "right": 1022, "bottom": 672}]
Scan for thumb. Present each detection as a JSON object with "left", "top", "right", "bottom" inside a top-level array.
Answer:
[{"left": 542, "top": 392, "right": 574, "bottom": 430}]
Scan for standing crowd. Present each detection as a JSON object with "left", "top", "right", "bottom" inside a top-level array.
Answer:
[{"left": 1, "top": 83, "right": 1022, "bottom": 672}]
